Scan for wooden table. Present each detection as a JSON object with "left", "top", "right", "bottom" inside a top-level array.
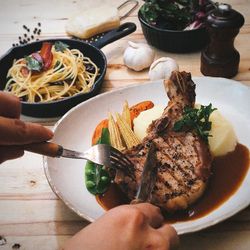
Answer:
[{"left": 0, "top": 0, "right": 249, "bottom": 249}]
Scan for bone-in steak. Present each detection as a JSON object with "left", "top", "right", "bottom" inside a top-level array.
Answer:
[{"left": 115, "top": 71, "right": 212, "bottom": 212}]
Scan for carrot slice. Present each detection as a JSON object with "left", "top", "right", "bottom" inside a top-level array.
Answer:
[
  {"left": 129, "top": 101, "right": 154, "bottom": 123},
  {"left": 92, "top": 119, "right": 109, "bottom": 145}
]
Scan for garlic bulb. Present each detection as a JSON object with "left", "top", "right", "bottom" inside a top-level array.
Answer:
[
  {"left": 123, "top": 41, "right": 155, "bottom": 71},
  {"left": 149, "top": 57, "right": 179, "bottom": 81}
]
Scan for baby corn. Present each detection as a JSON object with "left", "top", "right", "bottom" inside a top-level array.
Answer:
[
  {"left": 108, "top": 113, "right": 125, "bottom": 151},
  {"left": 115, "top": 112, "right": 141, "bottom": 149},
  {"left": 122, "top": 100, "right": 131, "bottom": 128}
]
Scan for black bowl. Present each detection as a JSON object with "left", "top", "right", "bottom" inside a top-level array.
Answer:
[
  {"left": 0, "top": 39, "right": 106, "bottom": 118},
  {"left": 138, "top": 10, "right": 209, "bottom": 53}
]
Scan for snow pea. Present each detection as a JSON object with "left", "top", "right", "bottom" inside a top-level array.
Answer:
[{"left": 84, "top": 128, "right": 111, "bottom": 195}]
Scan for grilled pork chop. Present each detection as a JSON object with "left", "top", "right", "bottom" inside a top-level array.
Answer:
[{"left": 115, "top": 71, "right": 212, "bottom": 212}]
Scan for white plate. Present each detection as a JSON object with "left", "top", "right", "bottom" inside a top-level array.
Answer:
[{"left": 44, "top": 77, "right": 250, "bottom": 234}]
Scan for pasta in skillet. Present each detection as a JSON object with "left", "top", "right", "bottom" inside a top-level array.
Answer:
[{"left": 5, "top": 41, "right": 99, "bottom": 102}]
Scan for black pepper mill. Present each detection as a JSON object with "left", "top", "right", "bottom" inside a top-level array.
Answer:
[{"left": 200, "top": 4, "right": 244, "bottom": 78}]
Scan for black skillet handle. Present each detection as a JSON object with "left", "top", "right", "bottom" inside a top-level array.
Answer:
[{"left": 92, "top": 22, "right": 136, "bottom": 49}]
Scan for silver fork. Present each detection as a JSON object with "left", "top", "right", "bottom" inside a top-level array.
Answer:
[{"left": 23, "top": 142, "right": 134, "bottom": 174}]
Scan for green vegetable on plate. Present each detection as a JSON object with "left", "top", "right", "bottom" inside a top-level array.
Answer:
[
  {"left": 84, "top": 128, "right": 111, "bottom": 195},
  {"left": 173, "top": 103, "right": 216, "bottom": 143}
]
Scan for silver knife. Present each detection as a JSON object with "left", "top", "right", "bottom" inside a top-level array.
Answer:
[{"left": 131, "top": 142, "right": 158, "bottom": 204}]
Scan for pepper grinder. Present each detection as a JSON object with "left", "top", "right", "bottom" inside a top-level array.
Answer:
[{"left": 200, "top": 4, "right": 244, "bottom": 78}]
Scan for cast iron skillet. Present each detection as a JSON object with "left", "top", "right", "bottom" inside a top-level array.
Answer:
[{"left": 0, "top": 22, "right": 136, "bottom": 118}]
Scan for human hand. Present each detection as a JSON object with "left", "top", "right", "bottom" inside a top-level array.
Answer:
[
  {"left": 63, "top": 203, "right": 179, "bottom": 250},
  {"left": 0, "top": 91, "right": 53, "bottom": 163}
]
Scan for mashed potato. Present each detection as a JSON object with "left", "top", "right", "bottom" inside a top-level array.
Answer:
[
  {"left": 134, "top": 104, "right": 237, "bottom": 157},
  {"left": 208, "top": 110, "right": 237, "bottom": 157}
]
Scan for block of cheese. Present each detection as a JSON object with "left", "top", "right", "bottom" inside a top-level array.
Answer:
[{"left": 65, "top": 5, "right": 120, "bottom": 39}]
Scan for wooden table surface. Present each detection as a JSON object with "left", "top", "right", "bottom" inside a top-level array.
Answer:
[{"left": 0, "top": 0, "right": 249, "bottom": 249}]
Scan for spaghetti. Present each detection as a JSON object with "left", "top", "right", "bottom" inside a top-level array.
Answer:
[{"left": 5, "top": 41, "right": 99, "bottom": 102}]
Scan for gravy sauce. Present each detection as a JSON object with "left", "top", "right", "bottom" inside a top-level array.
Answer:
[{"left": 96, "top": 143, "right": 250, "bottom": 222}]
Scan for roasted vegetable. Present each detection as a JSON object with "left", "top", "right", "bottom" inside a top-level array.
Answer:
[
  {"left": 40, "top": 42, "right": 53, "bottom": 70},
  {"left": 122, "top": 100, "right": 132, "bottom": 128},
  {"left": 115, "top": 113, "right": 141, "bottom": 149},
  {"left": 129, "top": 100, "right": 154, "bottom": 124},
  {"left": 108, "top": 113, "right": 125, "bottom": 151}
]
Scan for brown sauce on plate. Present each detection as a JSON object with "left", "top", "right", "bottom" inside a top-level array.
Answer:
[{"left": 96, "top": 143, "right": 250, "bottom": 222}]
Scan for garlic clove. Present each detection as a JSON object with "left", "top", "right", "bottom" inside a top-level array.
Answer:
[
  {"left": 123, "top": 41, "right": 155, "bottom": 71},
  {"left": 127, "top": 41, "right": 140, "bottom": 49},
  {"left": 149, "top": 57, "right": 179, "bottom": 81}
]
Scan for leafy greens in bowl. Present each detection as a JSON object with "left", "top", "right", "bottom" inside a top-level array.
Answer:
[
  {"left": 138, "top": 0, "right": 216, "bottom": 53},
  {"left": 140, "top": 0, "right": 215, "bottom": 31}
]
